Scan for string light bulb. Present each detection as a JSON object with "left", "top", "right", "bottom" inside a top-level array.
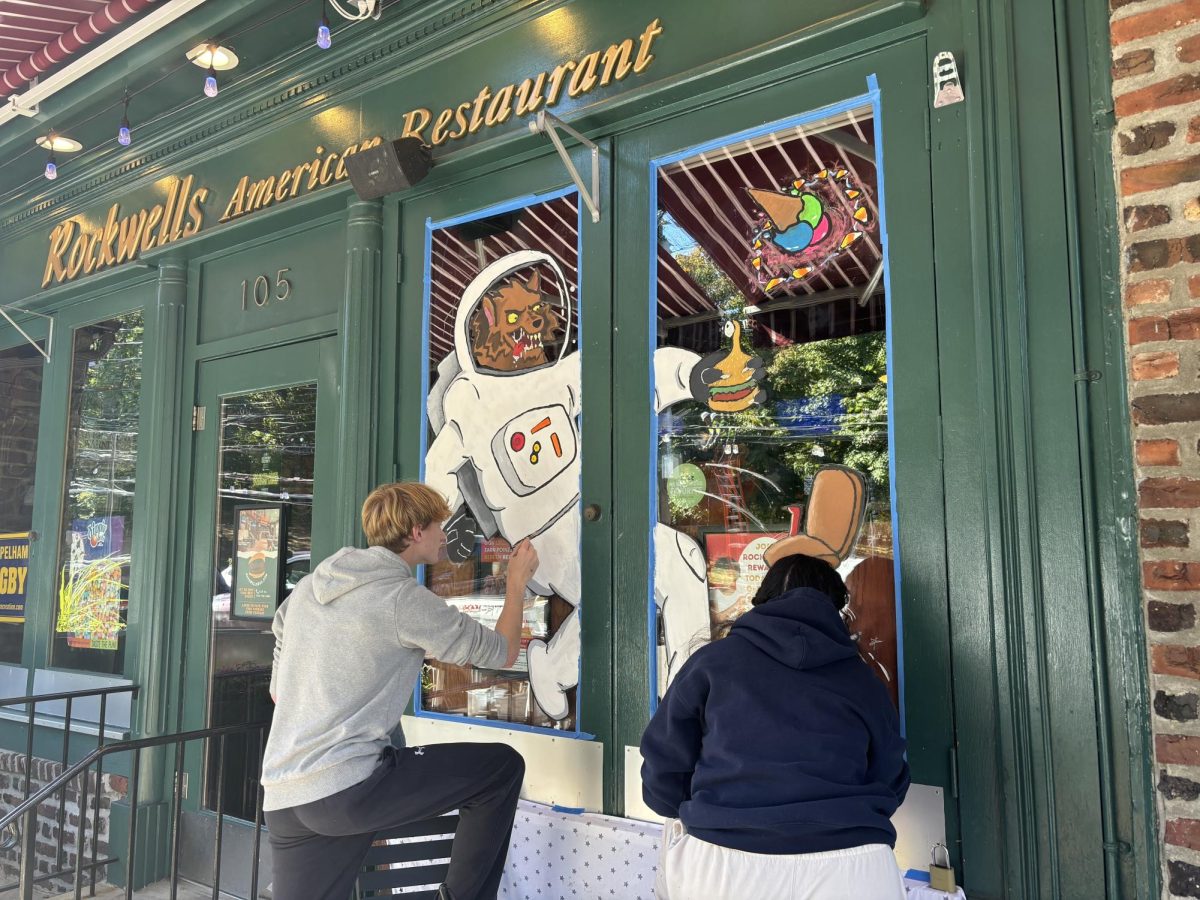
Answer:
[
  {"left": 117, "top": 91, "right": 132, "bottom": 146},
  {"left": 317, "top": 1, "right": 332, "bottom": 49},
  {"left": 204, "top": 64, "right": 218, "bottom": 98},
  {"left": 44, "top": 129, "right": 58, "bottom": 180}
]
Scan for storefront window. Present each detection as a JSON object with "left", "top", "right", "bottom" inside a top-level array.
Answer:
[
  {"left": 420, "top": 190, "right": 582, "bottom": 731},
  {"left": 51, "top": 312, "right": 144, "bottom": 673},
  {"left": 651, "top": 103, "right": 900, "bottom": 708},
  {"left": 0, "top": 342, "right": 45, "bottom": 664}
]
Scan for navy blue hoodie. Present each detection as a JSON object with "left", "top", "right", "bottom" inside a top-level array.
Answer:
[{"left": 640, "top": 587, "right": 909, "bottom": 855}]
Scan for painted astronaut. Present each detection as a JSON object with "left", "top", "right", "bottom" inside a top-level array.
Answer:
[{"left": 424, "top": 249, "right": 739, "bottom": 720}]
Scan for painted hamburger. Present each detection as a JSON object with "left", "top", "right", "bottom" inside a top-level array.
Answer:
[{"left": 690, "top": 320, "right": 766, "bottom": 414}]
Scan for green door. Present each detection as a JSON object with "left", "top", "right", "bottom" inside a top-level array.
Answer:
[
  {"left": 394, "top": 149, "right": 616, "bottom": 751},
  {"left": 610, "top": 33, "right": 963, "bottom": 880},
  {"left": 176, "top": 337, "right": 339, "bottom": 892}
]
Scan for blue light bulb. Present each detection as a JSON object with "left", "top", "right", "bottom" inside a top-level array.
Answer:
[
  {"left": 45, "top": 159, "right": 57, "bottom": 180},
  {"left": 204, "top": 71, "right": 218, "bottom": 98},
  {"left": 317, "top": 20, "right": 331, "bottom": 49},
  {"left": 118, "top": 122, "right": 131, "bottom": 146}
]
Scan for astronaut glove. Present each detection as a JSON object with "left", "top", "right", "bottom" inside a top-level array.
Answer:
[{"left": 445, "top": 507, "right": 478, "bottom": 563}]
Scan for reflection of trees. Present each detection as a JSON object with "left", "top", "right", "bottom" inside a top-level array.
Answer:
[
  {"left": 219, "top": 387, "right": 317, "bottom": 504},
  {"left": 64, "top": 314, "right": 143, "bottom": 521},
  {"left": 54, "top": 311, "right": 144, "bottom": 670},
  {"left": 216, "top": 388, "right": 317, "bottom": 568},
  {"left": 663, "top": 246, "right": 890, "bottom": 532}
]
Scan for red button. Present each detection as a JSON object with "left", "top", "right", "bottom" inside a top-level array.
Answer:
[{"left": 511, "top": 432, "right": 526, "bottom": 451}]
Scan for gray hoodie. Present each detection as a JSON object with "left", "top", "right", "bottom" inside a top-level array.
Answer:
[{"left": 260, "top": 545, "right": 507, "bottom": 811}]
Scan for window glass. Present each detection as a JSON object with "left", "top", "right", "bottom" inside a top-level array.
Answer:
[
  {"left": 0, "top": 342, "right": 45, "bottom": 663},
  {"left": 651, "top": 104, "right": 899, "bottom": 709},
  {"left": 421, "top": 191, "right": 582, "bottom": 731},
  {"left": 205, "top": 384, "right": 316, "bottom": 819},
  {"left": 51, "top": 312, "right": 144, "bottom": 673}
]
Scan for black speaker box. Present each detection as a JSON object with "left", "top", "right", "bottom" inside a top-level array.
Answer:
[{"left": 344, "top": 137, "right": 432, "bottom": 200}]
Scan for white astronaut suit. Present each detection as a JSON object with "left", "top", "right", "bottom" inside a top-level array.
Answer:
[{"left": 424, "top": 249, "right": 712, "bottom": 721}]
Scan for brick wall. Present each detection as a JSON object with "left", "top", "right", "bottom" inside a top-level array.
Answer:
[
  {"left": 1112, "top": 0, "right": 1200, "bottom": 896},
  {"left": 0, "top": 750, "right": 125, "bottom": 894}
]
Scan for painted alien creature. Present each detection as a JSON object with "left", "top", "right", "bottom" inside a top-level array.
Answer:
[{"left": 423, "top": 248, "right": 766, "bottom": 720}]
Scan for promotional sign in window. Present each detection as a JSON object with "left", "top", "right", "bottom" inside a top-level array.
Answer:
[
  {"left": 703, "top": 531, "right": 778, "bottom": 628},
  {"left": 0, "top": 533, "right": 30, "bottom": 625},
  {"left": 231, "top": 504, "right": 286, "bottom": 621}
]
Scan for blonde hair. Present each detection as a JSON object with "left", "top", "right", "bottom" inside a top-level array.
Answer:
[{"left": 361, "top": 483, "right": 452, "bottom": 553}]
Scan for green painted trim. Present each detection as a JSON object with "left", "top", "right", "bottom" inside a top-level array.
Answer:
[{"left": 1066, "top": 0, "right": 1159, "bottom": 895}]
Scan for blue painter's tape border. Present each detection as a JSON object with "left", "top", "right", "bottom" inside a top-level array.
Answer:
[
  {"left": 414, "top": 709, "right": 596, "bottom": 741},
  {"left": 866, "top": 72, "right": 907, "bottom": 738},
  {"left": 413, "top": 184, "right": 590, "bottom": 741}
]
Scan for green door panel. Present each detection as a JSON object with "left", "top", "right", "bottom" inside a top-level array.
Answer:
[
  {"left": 178, "top": 337, "right": 339, "bottom": 819},
  {"left": 395, "top": 148, "right": 616, "bottom": 764}
]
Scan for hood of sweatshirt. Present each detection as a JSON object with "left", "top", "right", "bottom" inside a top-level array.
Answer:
[
  {"left": 728, "top": 587, "right": 859, "bottom": 670},
  {"left": 309, "top": 546, "right": 411, "bottom": 605}
]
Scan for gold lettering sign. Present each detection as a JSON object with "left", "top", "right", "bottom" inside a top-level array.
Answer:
[
  {"left": 219, "top": 135, "right": 383, "bottom": 224},
  {"left": 42, "top": 175, "right": 208, "bottom": 288},
  {"left": 41, "top": 135, "right": 383, "bottom": 287},
  {"left": 40, "top": 17, "right": 665, "bottom": 287},
  {"left": 399, "top": 18, "right": 663, "bottom": 147}
]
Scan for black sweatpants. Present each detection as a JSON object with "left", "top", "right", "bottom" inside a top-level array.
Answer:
[{"left": 264, "top": 742, "right": 525, "bottom": 900}]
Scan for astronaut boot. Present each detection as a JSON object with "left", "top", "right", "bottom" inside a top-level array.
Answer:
[{"left": 526, "top": 609, "right": 581, "bottom": 721}]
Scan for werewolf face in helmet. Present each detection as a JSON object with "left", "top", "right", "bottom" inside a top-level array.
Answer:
[{"left": 470, "top": 269, "right": 563, "bottom": 372}]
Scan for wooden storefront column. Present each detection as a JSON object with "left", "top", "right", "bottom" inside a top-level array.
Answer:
[
  {"left": 129, "top": 258, "right": 187, "bottom": 737},
  {"left": 336, "top": 198, "right": 383, "bottom": 547}
]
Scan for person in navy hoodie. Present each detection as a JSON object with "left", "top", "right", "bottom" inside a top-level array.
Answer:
[{"left": 640, "top": 552, "right": 909, "bottom": 900}]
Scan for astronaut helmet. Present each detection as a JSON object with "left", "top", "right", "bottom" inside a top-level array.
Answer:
[{"left": 454, "top": 249, "right": 574, "bottom": 376}]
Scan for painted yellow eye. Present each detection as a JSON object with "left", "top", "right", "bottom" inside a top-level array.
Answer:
[
  {"left": 532, "top": 304, "right": 542, "bottom": 312},
  {"left": 507, "top": 313, "right": 519, "bottom": 325}
]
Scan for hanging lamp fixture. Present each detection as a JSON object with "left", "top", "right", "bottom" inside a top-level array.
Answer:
[
  {"left": 186, "top": 42, "right": 238, "bottom": 98},
  {"left": 36, "top": 131, "right": 82, "bottom": 180}
]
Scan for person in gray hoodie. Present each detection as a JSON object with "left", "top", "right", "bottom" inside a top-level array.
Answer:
[{"left": 261, "top": 482, "right": 538, "bottom": 900}]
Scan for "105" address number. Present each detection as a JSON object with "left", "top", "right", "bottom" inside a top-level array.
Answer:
[{"left": 241, "top": 268, "right": 292, "bottom": 310}]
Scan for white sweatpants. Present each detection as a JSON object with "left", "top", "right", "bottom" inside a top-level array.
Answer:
[{"left": 655, "top": 819, "right": 906, "bottom": 900}]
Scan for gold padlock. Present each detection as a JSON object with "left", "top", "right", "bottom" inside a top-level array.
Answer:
[{"left": 929, "top": 842, "right": 956, "bottom": 893}]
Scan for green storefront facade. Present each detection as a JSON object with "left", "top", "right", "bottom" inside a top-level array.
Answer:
[{"left": 0, "top": 0, "right": 1153, "bottom": 897}]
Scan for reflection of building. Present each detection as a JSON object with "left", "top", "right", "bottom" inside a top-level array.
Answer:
[{"left": 0, "top": 1, "right": 1174, "bottom": 896}]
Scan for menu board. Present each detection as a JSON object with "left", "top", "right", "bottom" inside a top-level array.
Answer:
[{"left": 231, "top": 504, "right": 286, "bottom": 621}]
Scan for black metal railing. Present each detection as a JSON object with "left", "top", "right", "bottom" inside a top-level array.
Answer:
[
  {"left": 0, "top": 715, "right": 269, "bottom": 900},
  {"left": 0, "top": 683, "right": 140, "bottom": 894}
]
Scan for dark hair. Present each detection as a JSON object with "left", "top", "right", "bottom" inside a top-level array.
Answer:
[{"left": 751, "top": 554, "right": 848, "bottom": 611}]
